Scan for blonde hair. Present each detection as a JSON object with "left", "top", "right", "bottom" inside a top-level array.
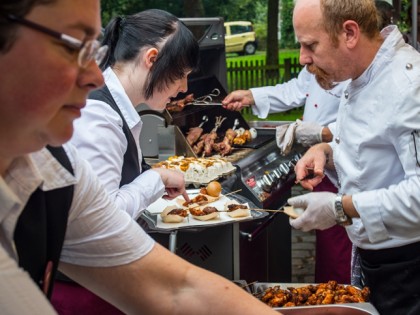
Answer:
[{"left": 320, "top": 0, "right": 380, "bottom": 45}]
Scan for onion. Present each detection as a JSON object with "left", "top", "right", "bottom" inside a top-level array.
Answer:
[{"left": 206, "top": 181, "right": 222, "bottom": 197}]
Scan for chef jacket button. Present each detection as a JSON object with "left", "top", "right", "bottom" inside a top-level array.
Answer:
[
  {"left": 344, "top": 91, "right": 349, "bottom": 99},
  {"left": 335, "top": 137, "right": 340, "bottom": 144},
  {"left": 406, "top": 63, "right": 413, "bottom": 70}
]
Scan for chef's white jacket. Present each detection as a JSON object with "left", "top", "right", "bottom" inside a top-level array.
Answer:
[
  {"left": 332, "top": 26, "right": 420, "bottom": 250},
  {"left": 250, "top": 66, "right": 349, "bottom": 136}
]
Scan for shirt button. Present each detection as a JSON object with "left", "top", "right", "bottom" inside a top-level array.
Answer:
[
  {"left": 344, "top": 91, "right": 349, "bottom": 99},
  {"left": 335, "top": 137, "right": 340, "bottom": 144},
  {"left": 406, "top": 63, "right": 413, "bottom": 70}
]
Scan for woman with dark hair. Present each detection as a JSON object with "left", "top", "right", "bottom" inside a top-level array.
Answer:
[
  {"left": 72, "top": 9, "right": 198, "bottom": 219},
  {"left": 55, "top": 9, "right": 199, "bottom": 314}
]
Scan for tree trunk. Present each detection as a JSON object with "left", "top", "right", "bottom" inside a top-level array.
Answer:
[
  {"left": 183, "top": 0, "right": 205, "bottom": 17},
  {"left": 266, "top": 0, "right": 279, "bottom": 79}
]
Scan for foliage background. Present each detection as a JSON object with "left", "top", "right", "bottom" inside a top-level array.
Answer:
[{"left": 101, "top": 0, "right": 267, "bottom": 27}]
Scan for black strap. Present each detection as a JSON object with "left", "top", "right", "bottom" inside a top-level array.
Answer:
[
  {"left": 14, "top": 146, "right": 74, "bottom": 298},
  {"left": 89, "top": 85, "right": 147, "bottom": 187}
]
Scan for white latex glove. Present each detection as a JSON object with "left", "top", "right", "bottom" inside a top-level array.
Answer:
[
  {"left": 287, "top": 192, "right": 337, "bottom": 232},
  {"left": 295, "top": 121, "right": 323, "bottom": 147},
  {"left": 276, "top": 122, "right": 298, "bottom": 155}
]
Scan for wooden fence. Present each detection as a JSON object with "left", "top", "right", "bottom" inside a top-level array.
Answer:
[{"left": 226, "top": 57, "right": 303, "bottom": 92}]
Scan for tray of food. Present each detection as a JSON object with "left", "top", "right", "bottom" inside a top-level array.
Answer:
[
  {"left": 141, "top": 182, "right": 268, "bottom": 231},
  {"left": 152, "top": 155, "right": 236, "bottom": 186},
  {"left": 251, "top": 281, "right": 379, "bottom": 315}
]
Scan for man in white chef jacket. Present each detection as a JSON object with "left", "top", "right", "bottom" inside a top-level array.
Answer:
[{"left": 289, "top": 0, "right": 420, "bottom": 314}]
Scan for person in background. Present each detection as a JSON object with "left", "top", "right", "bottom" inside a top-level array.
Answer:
[
  {"left": 222, "top": 68, "right": 352, "bottom": 284},
  {"left": 375, "top": 0, "right": 395, "bottom": 30},
  {"left": 0, "top": 1, "right": 281, "bottom": 314},
  {"left": 404, "top": 3, "right": 420, "bottom": 51},
  {"left": 289, "top": 0, "right": 420, "bottom": 313},
  {"left": 54, "top": 9, "right": 197, "bottom": 314}
]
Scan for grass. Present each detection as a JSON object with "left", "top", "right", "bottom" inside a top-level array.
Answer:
[
  {"left": 242, "top": 109, "right": 303, "bottom": 122},
  {"left": 226, "top": 49, "right": 303, "bottom": 122},
  {"left": 226, "top": 49, "right": 300, "bottom": 66}
]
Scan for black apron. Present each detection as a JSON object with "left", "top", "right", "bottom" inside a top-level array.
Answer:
[
  {"left": 56, "top": 85, "right": 149, "bottom": 285},
  {"left": 359, "top": 241, "right": 420, "bottom": 315},
  {"left": 14, "top": 146, "right": 74, "bottom": 298},
  {"left": 89, "top": 85, "right": 149, "bottom": 187}
]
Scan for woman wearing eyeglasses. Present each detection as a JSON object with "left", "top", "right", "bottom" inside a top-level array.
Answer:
[
  {"left": 0, "top": 1, "right": 280, "bottom": 315},
  {"left": 54, "top": 8, "right": 199, "bottom": 315}
]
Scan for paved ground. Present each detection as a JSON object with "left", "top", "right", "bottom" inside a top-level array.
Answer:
[{"left": 290, "top": 185, "right": 316, "bottom": 283}]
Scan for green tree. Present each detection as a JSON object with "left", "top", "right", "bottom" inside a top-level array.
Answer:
[
  {"left": 184, "top": 0, "right": 205, "bottom": 17},
  {"left": 266, "top": 0, "right": 279, "bottom": 76},
  {"left": 101, "top": 0, "right": 266, "bottom": 24},
  {"left": 280, "top": 0, "right": 297, "bottom": 49}
]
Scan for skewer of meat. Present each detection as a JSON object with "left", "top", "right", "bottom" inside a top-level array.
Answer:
[
  {"left": 186, "top": 127, "right": 203, "bottom": 145},
  {"left": 186, "top": 115, "right": 208, "bottom": 147},
  {"left": 166, "top": 93, "right": 194, "bottom": 112},
  {"left": 203, "top": 132, "right": 217, "bottom": 156},
  {"left": 213, "top": 128, "right": 237, "bottom": 156}
]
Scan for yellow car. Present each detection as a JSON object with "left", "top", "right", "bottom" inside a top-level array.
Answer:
[{"left": 224, "top": 21, "right": 258, "bottom": 55}]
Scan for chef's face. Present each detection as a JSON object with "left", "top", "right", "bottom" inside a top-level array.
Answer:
[
  {"left": 293, "top": 0, "right": 352, "bottom": 89},
  {"left": 146, "top": 72, "right": 191, "bottom": 111},
  {"left": 0, "top": 0, "right": 104, "bottom": 158}
]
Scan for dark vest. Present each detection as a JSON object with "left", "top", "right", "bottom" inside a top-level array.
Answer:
[
  {"left": 13, "top": 146, "right": 74, "bottom": 298},
  {"left": 89, "top": 85, "right": 148, "bottom": 187}
]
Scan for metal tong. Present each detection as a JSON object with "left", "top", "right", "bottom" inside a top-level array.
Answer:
[{"left": 189, "top": 88, "right": 222, "bottom": 106}]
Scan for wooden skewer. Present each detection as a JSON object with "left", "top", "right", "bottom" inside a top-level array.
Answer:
[
  {"left": 222, "top": 189, "right": 242, "bottom": 196},
  {"left": 221, "top": 206, "right": 300, "bottom": 219},
  {"left": 249, "top": 208, "right": 283, "bottom": 212},
  {"left": 218, "top": 208, "right": 278, "bottom": 213}
]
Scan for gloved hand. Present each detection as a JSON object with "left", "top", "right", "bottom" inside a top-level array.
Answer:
[
  {"left": 287, "top": 192, "right": 337, "bottom": 232},
  {"left": 276, "top": 122, "right": 298, "bottom": 155},
  {"left": 295, "top": 121, "right": 323, "bottom": 147}
]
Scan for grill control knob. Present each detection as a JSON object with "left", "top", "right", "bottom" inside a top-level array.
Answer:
[
  {"left": 262, "top": 174, "right": 274, "bottom": 192},
  {"left": 278, "top": 163, "right": 290, "bottom": 177}
]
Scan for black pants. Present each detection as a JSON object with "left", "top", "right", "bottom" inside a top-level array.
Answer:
[{"left": 359, "top": 241, "right": 420, "bottom": 315}]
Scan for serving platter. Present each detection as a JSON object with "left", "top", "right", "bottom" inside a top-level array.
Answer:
[
  {"left": 251, "top": 282, "right": 379, "bottom": 315},
  {"left": 141, "top": 189, "right": 267, "bottom": 231}
]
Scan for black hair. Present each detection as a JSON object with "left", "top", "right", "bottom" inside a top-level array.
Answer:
[
  {"left": 375, "top": 0, "right": 395, "bottom": 30},
  {"left": 100, "top": 9, "right": 199, "bottom": 99},
  {"left": 0, "top": 0, "right": 54, "bottom": 53}
]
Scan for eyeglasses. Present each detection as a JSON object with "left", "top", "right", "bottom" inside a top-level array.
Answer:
[{"left": 7, "top": 14, "right": 108, "bottom": 68}]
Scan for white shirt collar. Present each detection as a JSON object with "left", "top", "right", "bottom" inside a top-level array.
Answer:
[
  {"left": 351, "top": 26, "right": 404, "bottom": 91},
  {"left": 103, "top": 67, "right": 141, "bottom": 130}
]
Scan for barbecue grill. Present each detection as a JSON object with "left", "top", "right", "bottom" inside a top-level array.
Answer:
[{"left": 138, "top": 17, "right": 303, "bottom": 283}]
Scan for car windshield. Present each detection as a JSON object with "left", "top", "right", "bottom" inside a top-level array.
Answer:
[{"left": 231, "top": 25, "right": 252, "bottom": 35}]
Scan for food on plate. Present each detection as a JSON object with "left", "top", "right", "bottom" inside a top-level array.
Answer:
[
  {"left": 224, "top": 200, "right": 251, "bottom": 218},
  {"left": 189, "top": 206, "right": 219, "bottom": 221},
  {"left": 257, "top": 280, "right": 370, "bottom": 307},
  {"left": 178, "top": 193, "right": 219, "bottom": 208},
  {"left": 160, "top": 206, "right": 189, "bottom": 223},
  {"left": 200, "top": 181, "right": 222, "bottom": 197},
  {"left": 152, "top": 156, "right": 234, "bottom": 183}
]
